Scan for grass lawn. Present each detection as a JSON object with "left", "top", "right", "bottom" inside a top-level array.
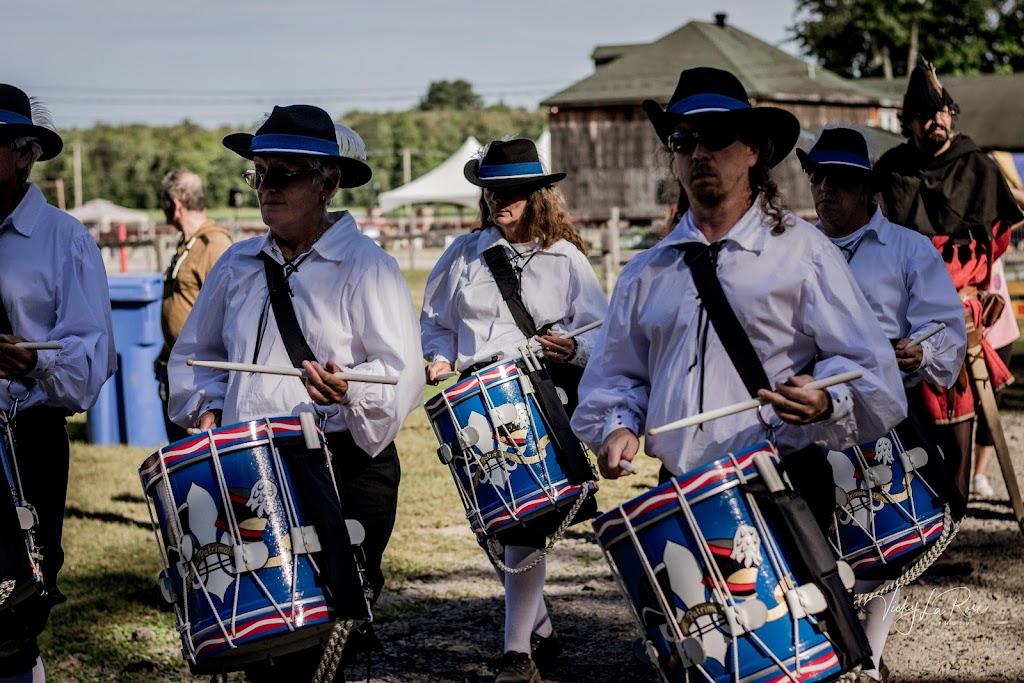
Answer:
[{"left": 40, "top": 267, "right": 653, "bottom": 680}]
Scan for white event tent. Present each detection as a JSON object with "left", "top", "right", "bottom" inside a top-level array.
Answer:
[
  {"left": 377, "top": 136, "right": 483, "bottom": 213},
  {"left": 377, "top": 130, "right": 554, "bottom": 213}
]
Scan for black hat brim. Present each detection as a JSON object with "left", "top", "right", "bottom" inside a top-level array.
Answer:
[
  {"left": 0, "top": 123, "right": 63, "bottom": 161},
  {"left": 223, "top": 133, "right": 372, "bottom": 189},
  {"left": 795, "top": 148, "right": 880, "bottom": 185},
  {"left": 643, "top": 99, "right": 800, "bottom": 168},
  {"left": 463, "top": 159, "right": 566, "bottom": 190}
]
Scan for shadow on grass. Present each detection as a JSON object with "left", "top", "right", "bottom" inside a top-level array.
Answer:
[
  {"left": 362, "top": 591, "right": 658, "bottom": 683},
  {"left": 65, "top": 505, "right": 152, "bottom": 531}
]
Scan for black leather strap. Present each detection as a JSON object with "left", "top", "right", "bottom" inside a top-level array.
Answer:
[
  {"left": 676, "top": 242, "right": 771, "bottom": 397},
  {"left": 482, "top": 245, "right": 540, "bottom": 338},
  {"left": 259, "top": 253, "right": 317, "bottom": 369},
  {"left": 0, "top": 287, "right": 12, "bottom": 335}
]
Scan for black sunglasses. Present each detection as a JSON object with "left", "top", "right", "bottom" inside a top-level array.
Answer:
[
  {"left": 809, "top": 168, "right": 867, "bottom": 187},
  {"left": 243, "top": 166, "right": 312, "bottom": 190},
  {"left": 666, "top": 129, "right": 740, "bottom": 154}
]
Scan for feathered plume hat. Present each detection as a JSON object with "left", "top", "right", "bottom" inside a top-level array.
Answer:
[
  {"left": 0, "top": 84, "right": 63, "bottom": 161},
  {"left": 901, "top": 56, "right": 957, "bottom": 122},
  {"left": 223, "top": 104, "right": 372, "bottom": 188}
]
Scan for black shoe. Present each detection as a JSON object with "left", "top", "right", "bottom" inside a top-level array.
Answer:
[
  {"left": 495, "top": 651, "right": 541, "bottom": 683},
  {"left": 342, "top": 622, "right": 383, "bottom": 664},
  {"left": 530, "top": 630, "right": 562, "bottom": 667}
]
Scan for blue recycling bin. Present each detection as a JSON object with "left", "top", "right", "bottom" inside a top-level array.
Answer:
[{"left": 87, "top": 273, "right": 166, "bottom": 448}]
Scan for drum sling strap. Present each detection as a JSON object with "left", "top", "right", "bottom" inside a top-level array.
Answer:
[
  {"left": 481, "top": 245, "right": 593, "bottom": 485},
  {"left": 0, "top": 286, "right": 38, "bottom": 611},
  {"left": 676, "top": 242, "right": 871, "bottom": 673},
  {"left": 257, "top": 253, "right": 369, "bottom": 619}
]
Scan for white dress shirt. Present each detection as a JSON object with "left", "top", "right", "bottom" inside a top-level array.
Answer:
[
  {"left": 420, "top": 226, "right": 608, "bottom": 368},
  {"left": 571, "top": 200, "right": 907, "bottom": 476},
  {"left": 820, "top": 206, "right": 966, "bottom": 388},
  {"left": 0, "top": 184, "right": 115, "bottom": 413},
  {"left": 168, "top": 211, "right": 423, "bottom": 457}
]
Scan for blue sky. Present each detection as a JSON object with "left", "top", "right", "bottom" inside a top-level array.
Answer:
[{"left": 3, "top": 0, "right": 800, "bottom": 130}]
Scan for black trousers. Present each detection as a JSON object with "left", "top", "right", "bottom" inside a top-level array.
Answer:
[
  {"left": 0, "top": 407, "right": 70, "bottom": 676},
  {"left": 157, "top": 364, "right": 189, "bottom": 445},
  {"left": 243, "top": 432, "right": 400, "bottom": 682}
]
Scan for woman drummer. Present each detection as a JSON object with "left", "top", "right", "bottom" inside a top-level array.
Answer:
[
  {"left": 420, "top": 138, "right": 607, "bottom": 683},
  {"left": 168, "top": 104, "right": 423, "bottom": 681}
]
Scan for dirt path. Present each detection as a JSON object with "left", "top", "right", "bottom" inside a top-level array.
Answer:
[{"left": 344, "top": 416, "right": 1024, "bottom": 683}]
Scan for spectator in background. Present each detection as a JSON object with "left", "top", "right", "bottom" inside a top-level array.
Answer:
[
  {"left": 973, "top": 153, "right": 1024, "bottom": 497},
  {"left": 154, "top": 169, "right": 231, "bottom": 443}
]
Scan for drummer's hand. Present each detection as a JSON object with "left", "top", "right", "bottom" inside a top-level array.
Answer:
[
  {"left": 536, "top": 332, "right": 576, "bottom": 364},
  {"left": 304, "top": 360, "right": 350, "bottom": 406},
  {"left": 894, "top": 338, "right": 924, "bottom": 372},
  {"left": 426, "top": 360, "right": 453, "bottom": 385},
  {"left": 597, "top": 427, "right": 639, "bottom": 479},
  {"left": 195, "top": 409, "right": 222, "bottom": 431},
  {"left": 757, "top": 375, "right": 831, "bottom": 425},
  {"left": 0, "top": 335, "right": 37, "bottom": 380}
]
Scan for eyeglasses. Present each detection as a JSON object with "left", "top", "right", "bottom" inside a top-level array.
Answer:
[
  {"left": 809, "top": 168, "right": 866, "bottom": 187},
  {"left": 242, "top": 167, "right": 311, "bottom": 189},
  {"left": 667, "top": 129, "right": 740, "bottom": 154}
]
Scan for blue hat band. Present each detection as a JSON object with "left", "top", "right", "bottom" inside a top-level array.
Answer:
[
  {"left": 0, "top": 109, "right": 34, "bottom": 126},
  {"left": 808, "top": 150, "right": 872, "bottom": 171},
  {"left": 478, "top": 161, "right": 545, "bottom": 180},
  {"left": 251, "top": 133, "right": 339, "bottom": 157},
  {"left": 667, "top": 93, "right": 750, "bottom": 116}
]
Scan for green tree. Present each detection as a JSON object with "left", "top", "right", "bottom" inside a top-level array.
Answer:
[
  {"left": 792, "top": 0, "right": 1024, "bottom": 77},
  {"left": 418, "top": 79, "right": 484, "bottom": 110}
]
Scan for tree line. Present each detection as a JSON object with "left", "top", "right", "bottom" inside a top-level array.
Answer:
[
  {"left": 792, "top": 0, "right": 1024, "bottom": 78},
  {"left": 31, "top": 97, "right": 544, "bottom": 213}
]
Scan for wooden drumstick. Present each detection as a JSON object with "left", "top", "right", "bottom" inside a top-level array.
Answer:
[
  {"left": 619, "top": 460, "right": 637, "bottom": 474},
  {"left": 904, "top": 322, "right": 946, "bottom": 350},
  {"left": 528, "top": 319, "right": 604, "bottom": 353},
  {"left": 647, "top": 370, "right": 864, "bottom": 436},
  {"left": 14, "top": 342, "right": 64, "bottom": 350},
  {"left": 433, "top": 371, "right": 458, "bottom": 382},
  {"left": 186, "top": 359, "right": 400, "bottom": 385}
]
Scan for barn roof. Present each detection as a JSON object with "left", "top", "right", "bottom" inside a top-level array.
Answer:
[
  {"left": 858, "top": 74, "right": 1024, "bottom": 152},
  {"left": 543, "top": 19, "right": 887, "bottom": 108}
]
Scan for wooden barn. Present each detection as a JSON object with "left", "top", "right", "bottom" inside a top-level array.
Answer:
[{"left": 541, "top": 14, "right": 900, "bottom": 222}]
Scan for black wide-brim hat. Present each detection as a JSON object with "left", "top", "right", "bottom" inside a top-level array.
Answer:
[
  {"left": 796, "top": 127, "right": 879, "bottom": 184},
  {"left": 223, "top": 104, "right": 372, "bottom": 189},
  {"left": 0, "top": 84, "right": 63, "bottom": 161},
  {"left": 642, "top": 67, "right": 800, "bottom": 168},
  {"left": 464, "top": 138, "right": 566, "bottom": 189}
]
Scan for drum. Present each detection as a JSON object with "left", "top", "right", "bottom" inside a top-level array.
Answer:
[
  {"left": 594, "top": 442, "right": 845, "bottom": 683},
  {"left": 0, "top": 414, "right": 44, "bottom": 610},
  {"left": 424, "top": 358, "right": 597, "bottom": 540},
  {"left": 139, "top": 416, "right": 368, "bottom": 673},
  {"left": 825, "top": 426, "right": 947, "bottom": 577}
]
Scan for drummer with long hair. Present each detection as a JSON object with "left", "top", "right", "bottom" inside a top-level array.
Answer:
[
  {"left": 168, "top": 104, "right": 423, "bottom": 681},
  {"left": 420, "top": 138, "right": 607, "bottom": 683}
]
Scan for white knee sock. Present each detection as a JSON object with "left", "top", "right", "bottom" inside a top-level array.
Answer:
[
  {"left": 31, "top": 658, "right": 43, "bottom": 683},
  {"left": 503, "top": 545, "right": 547, "bottom": 654},
  {"left": 492, "top": 550, "right": 552, "bottom": 637},
  {"left": 855, "top": 580, "right": 899, "bottom": 674}
]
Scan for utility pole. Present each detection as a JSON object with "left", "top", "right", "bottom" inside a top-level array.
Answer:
[
  {"left": 403, "top": 147, "right": 414, "bottom": 269},
  {"left": 72, "top": 142, "right": 83, "bottom": 208}
]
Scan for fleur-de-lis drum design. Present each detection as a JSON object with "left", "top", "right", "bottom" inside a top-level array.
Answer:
[
  {"left": 424, "top": 358, "right": 597, "bottom": 540},
  {"left": 594, "top": 443, "right": 845, "bottom": 683},
  {"left": 825, "top": 427, "right": 947, "bottom": 577},
  {"left": 139, "top": 417, "right": 367, "bottom": 673}
]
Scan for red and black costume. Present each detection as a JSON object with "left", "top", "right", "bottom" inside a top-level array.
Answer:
[{"left": 876, "top": 64, "right": 1023, "bottom": 499}]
